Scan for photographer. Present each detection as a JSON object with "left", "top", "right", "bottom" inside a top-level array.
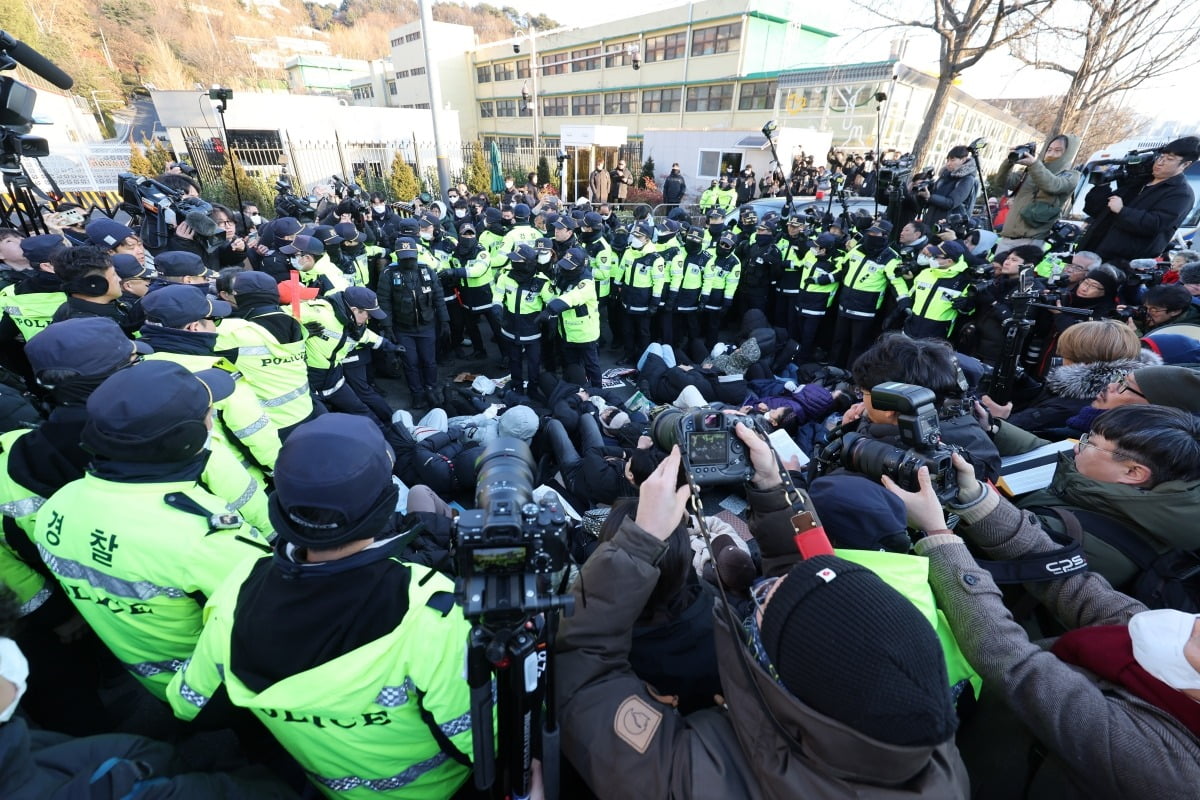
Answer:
[
  {"left": 1077, "top": 136, "right": 1198, "bottom": 260},
  {"left": 844, "top": 333, "right": 1001, "bottom": 481},
  {"left": 960, "top": 244, "right": 1046, "bottom": 364},
  {"left": 1122, "top": 283, "right": 1200, "bottom": 334},
  {"left": 167, "top": 414, "right": 477, "bottom": 800},
  {"left": 916, "top": 146, "right": 980, "bottom": 225},
  {"left": 995, "top": 135, "right": 1081, "bottom": 253},
  {"left": 884, "top": 441, "right": 1200, "bottom": 798},
  {"left": 558, "top": 431, "right": 968, "bottom": 798}
]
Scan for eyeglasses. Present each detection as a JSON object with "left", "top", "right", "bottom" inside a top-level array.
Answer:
[
  {"left": 1076, "top": 432, "right": 1120, "bottom": 456},
  {"left": 1114, "top": 375, "right": 1146, "bottom": 399},
  {"left": 1155, "top": 153, "right": 1184, "bottom": 165},
  {"left": 1079, "top": 279, "right": 1105, "bottom": 291}
]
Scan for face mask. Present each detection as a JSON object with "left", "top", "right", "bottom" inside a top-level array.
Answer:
[
  {"left": 633, "top": 237, "right": 651, "bottom": 250},
  {"left": 506, "top": 182, "right": 514, "bottom": 189},
  {"left": 717, "top": 244, "right": 733, "bottom": 256},
  {"left": 371, "top": 205, "right": 386, "bottom": 214},
  {"left": 754, "top": 233, "right": 772, "bottom": 244},
  {"left": 502, "top": 218, "right": 514, "bottom": 229},
  {"left": 0, "top": 637, "right": 29, "bottom": 722},
  {"left": 862, "top": 236, "right": 887, "bottom": 254},
  {"left": 420, "top": 230, "right": 434, "bottom": 241},
  {"left": 290, "top": 257, "right": 304, "bottom": 270},
  {"left": 537, "top": 252, "right": 553, "bottom": 264},
  {"left": 709, "top": 224, "right": 723, "bottom": 237},
  {"left": 1129, "top": 609, "right": 1200, "bottom": 690},
  {"left": 249, "top": 214, "right": 262, "bottom": 226},
  {"left": 459, "top": 235, "right": 477, "bottom": 247},
  {"left": 917, "top": 253, "right": 934, "bottom": 267},
  {"left": 684, "top": 239, "right": 702, "bottom": 253},
  {"left": 455, "top": 209, "right": 467, "bottom": 218}
]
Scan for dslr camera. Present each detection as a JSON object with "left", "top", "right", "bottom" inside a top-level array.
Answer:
[
  {"left": 650, "top": 406, "right": 756, "bottom": 486},
  {"left": 1008, "top": 142, "right": 1038, "bottom": 162},
  {"left": 455, "top": 438, "right": 573, "bottom": 620},
  {"left": 817, "top": 382, "right": 959, "bottom": 502}
]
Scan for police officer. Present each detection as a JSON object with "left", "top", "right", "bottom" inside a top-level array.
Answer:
[
  {"left": 140, "top": 285, "right": 281, "bottom": 474},
  {"left": 615, "top": 221, "right": 665, "bottom": 364},
  {"left": 215, "top": 271, "right": 315, "bottom": 438},
  {"left": 795, "top": 232, "right": 842, "bottom": 360},
  {"left": 655, "top": 219, "right": 686, "bottom": 345},
  {"left": 166, "top": 414, "right": 476, "bottom": 800},
  {"left": 500, "top": 202, "right": 541, "bottom": 253},
  {"left": 829, "top": 219, "right": 906, "bottom": 368},
  {"left": 496, "top": 244, "right": 554, "bottom": 393},
  {"left": 446, "top": 221, "right": 497, "bottom": 360},
  {"left": 898, "top": 239, "right": 974, "bottom": 340},
  {"left": 731, "top": 205, "right": 760, "bottom": 246},
  {"left": 379, "top": 238, "right": 449, "bottom": 409},
  {"left": 579, "top": 211, "right": 616, "bottom": 348},
  {"left": 700, "top": 231, "right": 742, "bottom": 348},
  {"left": 281, "top": 234, "right": 350, "bottom": 297},
  {"left": 774, "top": 216, "right": 814, "bottom": 336},
  {"left": 0, "top": 234, "right": 69, "bottom": 345},
  {"left": 701, "top": 207, "right": 726, "bottom": 249},
  {"left": 547, "top": 247, "right": 602, "bottom": 387},
  {"left": 699, "top": 180, "right": 720, "bottom": 214},
  {"left": 738, "top": 218, "right": 781, "bottom": 321},
  {"left": 673, "top": 225, "right": 712, "bottom": 353},
  {"left": 332, "top": 221, "right": 385, "bottom": 288},
  {"left": 550, "top": 216, "right": 581, "bottom": 260},
  {"left": 48, "top": 245, "right": 134, "bottom": 334},
  {"left": 33, "top": 360, "right": 272, "bottom": 701},
  {"left": 713, "top": 176, "right": 738, "bottom": 214},
  {"left": 251, "top": 216, "right": 302, "bottom": 283}
]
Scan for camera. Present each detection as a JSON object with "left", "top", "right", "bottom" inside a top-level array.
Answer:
[
  {"left": 1008, "top": 142, "right": 1038, "bottom": 163},
  {"left": 117, "top": 172, "right": 214, "bottom": 250},
  {"left": 1088, "top": 148, "right": 1158, "bottom": 185},
  {"left": 931, "top": 213, "right": 972, "bottom": 240},
  {"left": 649, "top": 406, "right": 755, "bottom": 486},
  {"left": 1127, "top": 258, "right": 1165, "bottom": 287},
  {"left": 1115, "top": 305, "right": 1148, "bottom": 323},
  {"left": 455, "top": 437, "right": 573, "bottom": 620},
  {"left": 818, "top": 382, "right": 959, "bottom": 502},
  {"left": 274, "top": 175, "right": 318, "bottom": 223}
]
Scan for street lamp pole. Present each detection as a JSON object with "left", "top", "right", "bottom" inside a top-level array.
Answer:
[{"left": 418, "top": 0, "right": 453, "bottom": 202}]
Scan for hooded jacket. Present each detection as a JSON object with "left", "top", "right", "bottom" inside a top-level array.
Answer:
[
  {"left": 996, "top": 135, "right": 1082, "bottom": 240},
  {"left": 557, "top": 485, "right": 970, "bottom": 799},
  {"left": 1004, "top": 352, "right": 1160, "bottom": 435},
  {"left": 1019, "top": 453, "right": 1200, "bottom": 587},
  {"left": 1079, "top": 172, "right": 1196, "bottom": 261},
  {"left": 923, "top": 158, "right": 980, "bottom": 224}
]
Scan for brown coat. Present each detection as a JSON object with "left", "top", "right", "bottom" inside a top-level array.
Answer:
[{"left": 589, "top": 168, "right": 612, "bottom": 203}]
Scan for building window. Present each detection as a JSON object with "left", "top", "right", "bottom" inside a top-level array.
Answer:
[
  {"left": 480, "top": 101, "right": 494, "bottom": 118},
  {"left": 396, "top": 69, "right": 410, "bottom": 79},
  {"left": 738, "top": 80, "right": 777, "bottom": 110},
  {"left": 542, "top": 96, "right": 569, "bottom": 116},
  {"left": 642, "top": 88, "right": 681, "bottom": 113},
  {"left": 494, "top": 61, "right": 515, "bottom": 81},
  {"left": 413, "top": 103, "right": 429, "bottom": 109},
  {"left": 572, "top": 93, "right": 601, "bottom": 116},
  {"left": 541, "top": 52, "right": 568, "bottom": 76},
  {"left": 571, "top": 46, "right": 601, "bottom": 72},
  {"left": 644, "top": 31, "right": 686, "bottom": 62},
  {"left": 604, "top": 91, "right": 636, "bottom": 114},
  {"left": 388, "top": 81, "right": 397, "bottom": 95},
  {"left": 412, "top": 66, "right": 425, "bottom": 76},
  {"left": 405, "top": 31, "right": 421, "bottom": 42},
  {"left": 476, "top": 64, "right": 492, "bottom": 83},
  {"left": 691, "top": 21, "right": 742, "bottom": 56},
  {"left": 517, "top": 58, "right": 531, "bottom": 78},
  {"left": 389, "top": 37, "right": 402, "bottom": 47},
  {"left": 496, "top": 99, "right": 517, "bottom": 117},
  {"left": 686, "top": 83, "right": 734, "bottom": 112},
  {"left": 697, "top": 150, "right": 742, "bottom": 177},
  {"left": 604, "top": 42, "right": 635, "bottom": 67}
]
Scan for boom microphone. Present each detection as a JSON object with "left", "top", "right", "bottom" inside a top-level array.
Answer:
[{"left": 0, "top": 32, "right": 74, "bottom": 91}]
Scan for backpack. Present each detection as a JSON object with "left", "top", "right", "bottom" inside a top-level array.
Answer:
[{"left": 1037, "top": 506, "right": 1200, "bottom": 613}]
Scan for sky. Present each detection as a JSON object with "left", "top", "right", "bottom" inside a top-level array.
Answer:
[{"left": 490, "top": 0, "right": 1198, "bottom": 123}]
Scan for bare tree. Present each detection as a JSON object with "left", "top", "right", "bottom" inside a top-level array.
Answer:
[
  {"left": 856, "top": 0, "right": 1054, "bottom": 166},
  {"left": 1011, "top": 0, "right": 1200, "bottom": 137},
  {"left": 992, "top": 94, "right": 1147, "bottom": 159}
]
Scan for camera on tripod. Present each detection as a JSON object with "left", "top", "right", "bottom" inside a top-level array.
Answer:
[
  {"left": 815, "top": 382, "right": 959, "bottom": 503},
  {"left": 1008, "top": 142, "right": 1038, "bottom": 163},
  {"left": 649, "top": 406, "right": 756, "bottom": 486},
  {"left": 1088, "top": 148, "right": 1158, "bottom": 185}
]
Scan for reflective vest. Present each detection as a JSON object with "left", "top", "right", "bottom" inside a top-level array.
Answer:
[
  {"left": 496, "top": 272, "right": 553, "bottom": 340},
  {"left": 341, "top": 245, "right": 384, "bottom": 288},
  {"left": 551, "top": 276, "right": 599, "bottom": 343},
  {"left": 500, "top": 224, "right": 541, "bottom": 255},
  {"left": 584, "top": 237, "right": 616, "bottom": 298},
  {"left": 776, "top": 236, "right": 815, "bottom": 294},
  {"left": 143, "top": 351, "right": 280, "bottom": 471},
  {"left": 838, "top": 249, "right": 905, "bottom": 315},
  {"left": 701, "top": 253, "right": 741, "bottom": 310},
  {"left": 905, "top": 261, "right": 972, "bottom": 327},
  {"left": 0, "top": 284, "right": 67, "bottom": 341},
  {"left": 453, "top": 246, "right": 494, "bottom": 311},
  {"left": 33, "top": 474, "right": 270, "bottom": 699},
  {"left": 616, "top": 248, "right": 665, "bottom": 313},
  {"left": 297, "top": 298, "right": 382, "bottom": 375},
  {"left": 713, "top": 187, "right": 738, "bottom": 213},
  {"left": 298, "top": 258, "right": 352, "bottom": 297},
  {"left": 797, "top": 255, "right": 840, "bottom": 313},
  {"left": 657, "top": 241, "right": 686, "bottom": 307},
  {"left": 698, "top": 187, "right": 719, "bottom": 212},
  {"left": 0, "top": 429, "right": 52, "bottom": 617},
  {"left": 215, "top": 316, "right": 313, "bottom": 430},
  {"left": 673, "top": 250, "right": 711, "bottom": 311},
  {"left": 168, "top": 556, "right": 476, "bottom": 800}
]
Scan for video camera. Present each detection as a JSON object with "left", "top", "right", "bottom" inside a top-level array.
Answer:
[
  {"left": 117, "top": 172, "right": 213, "bottom": 251},
  {"left": 330, "top": 174, "right": 368, "bottom": 214},
  {"left": 649, "top": 406, "right": 756, "bottom": 486},
  {"left": 1126, "top": 258, "right": 1166, "bottom": 288},
  {"left": 1088, "top": 148, "right": 1158, "bottom": 186},
  {"left": 274, "top": 175, "right": 317, "bottom": 223},
  {"left": 814, "top": 382, "right": 959, "bottom": 503},
  {"left": 1008, "top": 142, "right": 1038, "bottom": 163}
]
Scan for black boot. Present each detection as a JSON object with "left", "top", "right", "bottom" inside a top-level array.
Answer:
[{"left": 411, "top": 390, "right": 430, "bottom": 410}]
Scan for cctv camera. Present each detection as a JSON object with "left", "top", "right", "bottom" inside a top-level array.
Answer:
[{"left": 513, "top": 43, "right": 521, "bottom": 54}]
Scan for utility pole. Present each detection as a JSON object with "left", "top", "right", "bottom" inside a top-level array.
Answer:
[{"left": 418, "top": 0, "right": 452, "bottom": 203}]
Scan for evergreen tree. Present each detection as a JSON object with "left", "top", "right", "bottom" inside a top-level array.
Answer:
[
  {"left": 142, "top": 138, "right": 174, "bottom": 176},
  {"left": 466, "top": 143, "right": 490, "bottom": 195},
  {"left": 640, "top": 157, "right": 656, "bottom": 189},
  {"left": 537, "top": 155, "right": 551, "bottom": 189},
  {"left": 129, "top": 142, "right": 154, "bottom": 177},
  {"left": 389, "top": 150, "right": 420, "bottom": 202}
]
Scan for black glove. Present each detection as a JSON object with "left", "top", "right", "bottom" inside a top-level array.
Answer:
[
  {"left": 951, "top": 295, "right": 975, "bottom": 314},
  {"left": 438, "top": 322, "right": 451, "bottom": 348},
  {"left": 303, "top": 321, "right": 325, "bottom": 339},
  {"left": 813, "top": 270, "right": 835, "bottom": 286},
  {"left": 535, "top": 310, "right": 552, "bottom": 326},
  {"left": 882, "top": 298, "right": 913, "bottom": 330}
]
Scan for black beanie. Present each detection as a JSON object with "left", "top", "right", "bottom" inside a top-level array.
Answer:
[
  {"left": 760, "top": 555, "right": 957, "bottom": 747},
  {"left": 1084, "top": 268, "right": 1119, "bottom": 298}
]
